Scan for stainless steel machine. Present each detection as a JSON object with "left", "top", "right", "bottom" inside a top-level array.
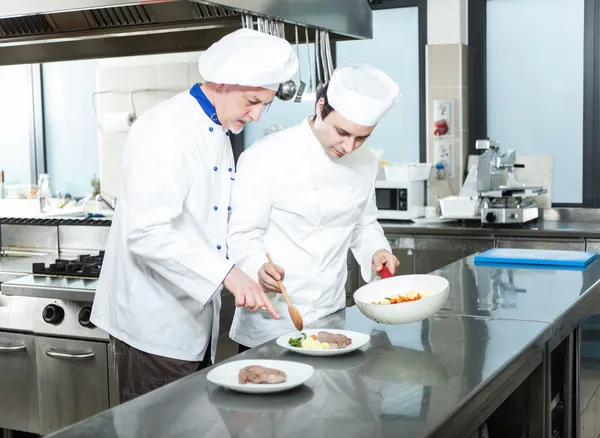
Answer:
[
  {"left": 476, "top": 139, "right": 546, "bottom": 225},
  {"left": 0, "top": 252, "right": 117, "bottom": 437}
]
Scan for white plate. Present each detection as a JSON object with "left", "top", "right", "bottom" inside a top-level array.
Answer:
[
  {"left": 276, "top": 329, "right": 371, "bottom": 356},
  {"left": 206, "top": 359, "right": 314, "bottom": 394}
]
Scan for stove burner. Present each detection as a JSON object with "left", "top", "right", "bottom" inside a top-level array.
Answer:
[{"left": 33, "top": 251, "right": 105, "bottom": 279}]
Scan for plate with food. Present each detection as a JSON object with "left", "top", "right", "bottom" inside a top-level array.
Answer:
[
  {"left": 353, "top": 273, "right": 449, "bottom": 325},
  {"left": 206, "top": 359, "right": 314, "bottom": 394},
  {"left": 276, "top": 329, "right": 371, "bottom": 357}
]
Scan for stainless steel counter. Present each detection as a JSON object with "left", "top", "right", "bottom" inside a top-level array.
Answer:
[
  {"left": 1, "top": 275, "right": 98, "bottom": 302},
  {"left": 381, "top": 219, "right": 600, "bottom": 239},
  {"left": 38, "top": 250, "right": 600, "bottom": 438},
  {"left": 46, "top": 308, "right": 550, "bottom": 438},
  {"left": 433, "top": 257, "right": 600, "bottom": 348},
  {"left": 0, "top": 254, "right": 57, "bottom": 282}
]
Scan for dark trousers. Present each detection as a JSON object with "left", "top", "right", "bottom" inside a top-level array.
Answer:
[
  {"left": 238, "top": 343, "right": 251, "bottom": 354},
  {"left": 111, "top": 336, "right": 212, "bottom": 404}
]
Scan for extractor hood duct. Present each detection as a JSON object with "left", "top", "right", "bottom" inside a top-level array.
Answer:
[{"left": 0, "top": 0, "right": 372, "bottom": 66}]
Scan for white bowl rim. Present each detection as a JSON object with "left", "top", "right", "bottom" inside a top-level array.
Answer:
[{"left": 353, "top": 274, "right": 450, "bottom": 305}]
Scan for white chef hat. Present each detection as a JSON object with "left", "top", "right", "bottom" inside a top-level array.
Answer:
[
  {"left": 326, "top": 63, "right": 401, "bottom": 126},
  {"left": 198, "top": 28, "right": 298, "bottom": 91}
]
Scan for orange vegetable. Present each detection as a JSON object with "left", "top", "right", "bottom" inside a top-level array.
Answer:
[
  {"left": 310, "top": 334, "right": 317, "bottom": 340},
  {"left": 380, "top": 292, "right": 423, "bottom": 304}
]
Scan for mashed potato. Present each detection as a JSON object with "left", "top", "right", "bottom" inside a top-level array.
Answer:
[{"left": 301, "top": 338, "right": 330, "bottom": 350}]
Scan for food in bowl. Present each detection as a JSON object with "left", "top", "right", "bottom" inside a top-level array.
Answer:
[
  {"left": 288, "top": 331, "right": 352, "bottom": 350},
  {"left": 373, "top": 291, "right": 422, "bottom": 305},
  {"left": 238, "top": 365, "right": 287, "bottom": 384},
  {"left": 353, "top": 274, "right": 450, "bottom": 325}
]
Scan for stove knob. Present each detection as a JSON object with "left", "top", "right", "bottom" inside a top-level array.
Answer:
[
  {"left": 78, "top": 307, "right": 95, "bottom": 328},
  {"left": 42, "top": 304, "right": 64, "bottom": 325},
  {"left": 486, "top": 212, "right": 497, "bottom": 223}
]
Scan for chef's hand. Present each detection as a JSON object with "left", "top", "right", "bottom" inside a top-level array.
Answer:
[
  {"left": 258, "top": 263, "right": 285, "bottom": 294},
  {"left": 224, "top": 268, "right": 280, "bottom": 319},
  {"left": 372, "top": 249, "right": 400, "bottom": 276}
]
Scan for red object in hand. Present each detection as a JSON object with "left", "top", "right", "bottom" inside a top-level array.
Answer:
[{"left": 379, "top": 265, "right": 393, "bottom": 279}]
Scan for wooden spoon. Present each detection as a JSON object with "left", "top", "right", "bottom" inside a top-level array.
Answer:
[{"left": 266, "top": 253, "right": 304, "bottom": 331}]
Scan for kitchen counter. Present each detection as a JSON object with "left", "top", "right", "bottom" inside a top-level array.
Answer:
[
  {"left": 46, "top": 255, "right": 600, "bottom": 438},
  {"left": 381, "top": 219, "right": 600, "bottom": 239},
  {"left": 46, "top": 308, "right": 550, "bottom": 438},
  {"left": 1, "top": 275, "right": 98, "bottom": 302},
  {"left": 433, "top": 257, "right": 600, "bottom": 348}
]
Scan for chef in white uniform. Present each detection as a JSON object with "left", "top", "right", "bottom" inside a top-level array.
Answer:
[
  {"left": 90, "top": 28, "right": 298, "bottom": 403},
  {"left": 227, "top": 63, "right": 401, "bottom": 350}
]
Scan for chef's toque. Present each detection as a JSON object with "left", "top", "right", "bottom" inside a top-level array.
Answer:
[
  {"left": 198, "top": 28, "right": 298, "bottom": 91},
  {"left": 327, "top": 63, "right": 401, "bottom": 126}
]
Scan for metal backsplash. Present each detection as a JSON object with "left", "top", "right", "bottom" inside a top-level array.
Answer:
[{"left": 0, "top": 223, "right": 110, "bottom": 255}]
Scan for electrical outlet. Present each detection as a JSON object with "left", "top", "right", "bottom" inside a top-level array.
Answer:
[
  {"left": 433, "top": 138, "right": 454, "bottom": 179},
  {"left": 433, "top": 100, "right": 454, "bottom": 138}
]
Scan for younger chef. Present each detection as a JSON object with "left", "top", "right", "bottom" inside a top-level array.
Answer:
[
  {"left": 227, "top": 63, "right": 401, "bottom": 351},
  {"left": 90, "top": 28, "right": 298, "bottom": 402}
]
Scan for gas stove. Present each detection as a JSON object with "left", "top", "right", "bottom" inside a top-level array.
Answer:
[
  {"left": 0, "top": 252, "right": 116, "bottom": 436},
  {"left": 1, "top": 251, "right": 106, "bottom": 340},
  {"left": 32, "top": 251, "right": 104, "bottom": 278}
]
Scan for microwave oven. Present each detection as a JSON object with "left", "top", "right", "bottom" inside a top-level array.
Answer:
[{"left": 375, "top": 179, "right": 425, "bottom": 220}]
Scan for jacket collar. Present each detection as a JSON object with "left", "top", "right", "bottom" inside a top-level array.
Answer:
[{"left": 189, "top": 84, "right": 222, "bottom": 126}]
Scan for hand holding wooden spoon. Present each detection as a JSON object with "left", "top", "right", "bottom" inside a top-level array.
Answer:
[{"left": 265, "top": 253, "right": 304, "bottom": 331}]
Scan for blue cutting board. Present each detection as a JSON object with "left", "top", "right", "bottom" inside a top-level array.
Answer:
[{"left": 473, "top": 248, "right": 598, "bottom": 267}]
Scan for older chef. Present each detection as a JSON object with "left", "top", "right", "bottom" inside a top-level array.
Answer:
[
  {"left": 90, "top": 28, "right": 298, "bottom": 402},
  {"left": 227, "top": 63, "right": 401, "bottom": 350}
]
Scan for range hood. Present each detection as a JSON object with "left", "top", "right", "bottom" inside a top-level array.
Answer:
[{"left": 0, "top": 0, "right": 372, "bottom": 66}]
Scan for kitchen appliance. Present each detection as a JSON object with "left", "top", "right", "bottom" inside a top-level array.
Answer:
[
  {"left": 0, "top": 0, "right": 372, "bottom": 67},
  {"left": 375, "top": 163, "right": 430, "bottom": 220},
  {"left": 0, "top": 251, "right": 117, "bottom": 437},
  {"left": 476, "top": 139, "right": 546, "bottom": 225}
]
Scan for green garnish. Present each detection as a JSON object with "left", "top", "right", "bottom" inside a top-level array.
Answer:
[
  {"left": 384, "top": 297, "right": 392, "bottom": 300},
  {"left": 288, "top": 332, "right": 307, "bottom": 348}
]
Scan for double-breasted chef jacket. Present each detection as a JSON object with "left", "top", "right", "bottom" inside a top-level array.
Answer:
[
  {"left": 91, "top": 27, "right": 299, "bottom": 363},
  {"left": 91, "top": 85, "right": 235, "bottom": 363},
  {"left": 227, "top": 117, "right": 391, "bottom": 348}
]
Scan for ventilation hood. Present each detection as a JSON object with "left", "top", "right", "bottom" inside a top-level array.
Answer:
[{"left": 0, "top": 0, "right": 372, "bottom": 66}]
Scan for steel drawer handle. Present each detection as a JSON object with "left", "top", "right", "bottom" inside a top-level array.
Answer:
[
  {"left": 0, "top": 344, "right": 26, "bottom": 353},
  {"left": 46, "top": 349, "right": 95, "bottom": 360}
]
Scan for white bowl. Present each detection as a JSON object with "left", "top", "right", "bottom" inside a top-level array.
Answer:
[{"left": 353, "top": 275, "right": 450, "bottom": 325}]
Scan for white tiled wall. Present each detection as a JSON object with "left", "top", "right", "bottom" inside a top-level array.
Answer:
[{"left": 96, "top": 52, "right": 203, "bottom": 201}]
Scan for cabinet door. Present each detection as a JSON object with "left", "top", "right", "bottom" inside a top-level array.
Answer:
[
  {"left": 415, "top": 236, "right": 495, "bottom": 274},
  {"left": 496, "top": 238, "right": 585, "bottom": 251},
  {"left": 36, "top": 336, "right": 109, "bottom": 435},
  {"left": 0, "top": 332, "right": 38, "bottom": 433}
]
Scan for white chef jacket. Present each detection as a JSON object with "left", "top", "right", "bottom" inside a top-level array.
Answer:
[
  {"left": 227, "top": 117, "right": 391, "bottom": 347},
  {"left": 91, "top": 88, "right": 235, "bottom": 362}
]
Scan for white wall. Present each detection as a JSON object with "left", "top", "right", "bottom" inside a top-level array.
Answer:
[
  {"left": 96, "top": 52, "right": 203, "bottom": 202},
  {"left": 427, "top": 0, "right": 468, "bottom": 45}
]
